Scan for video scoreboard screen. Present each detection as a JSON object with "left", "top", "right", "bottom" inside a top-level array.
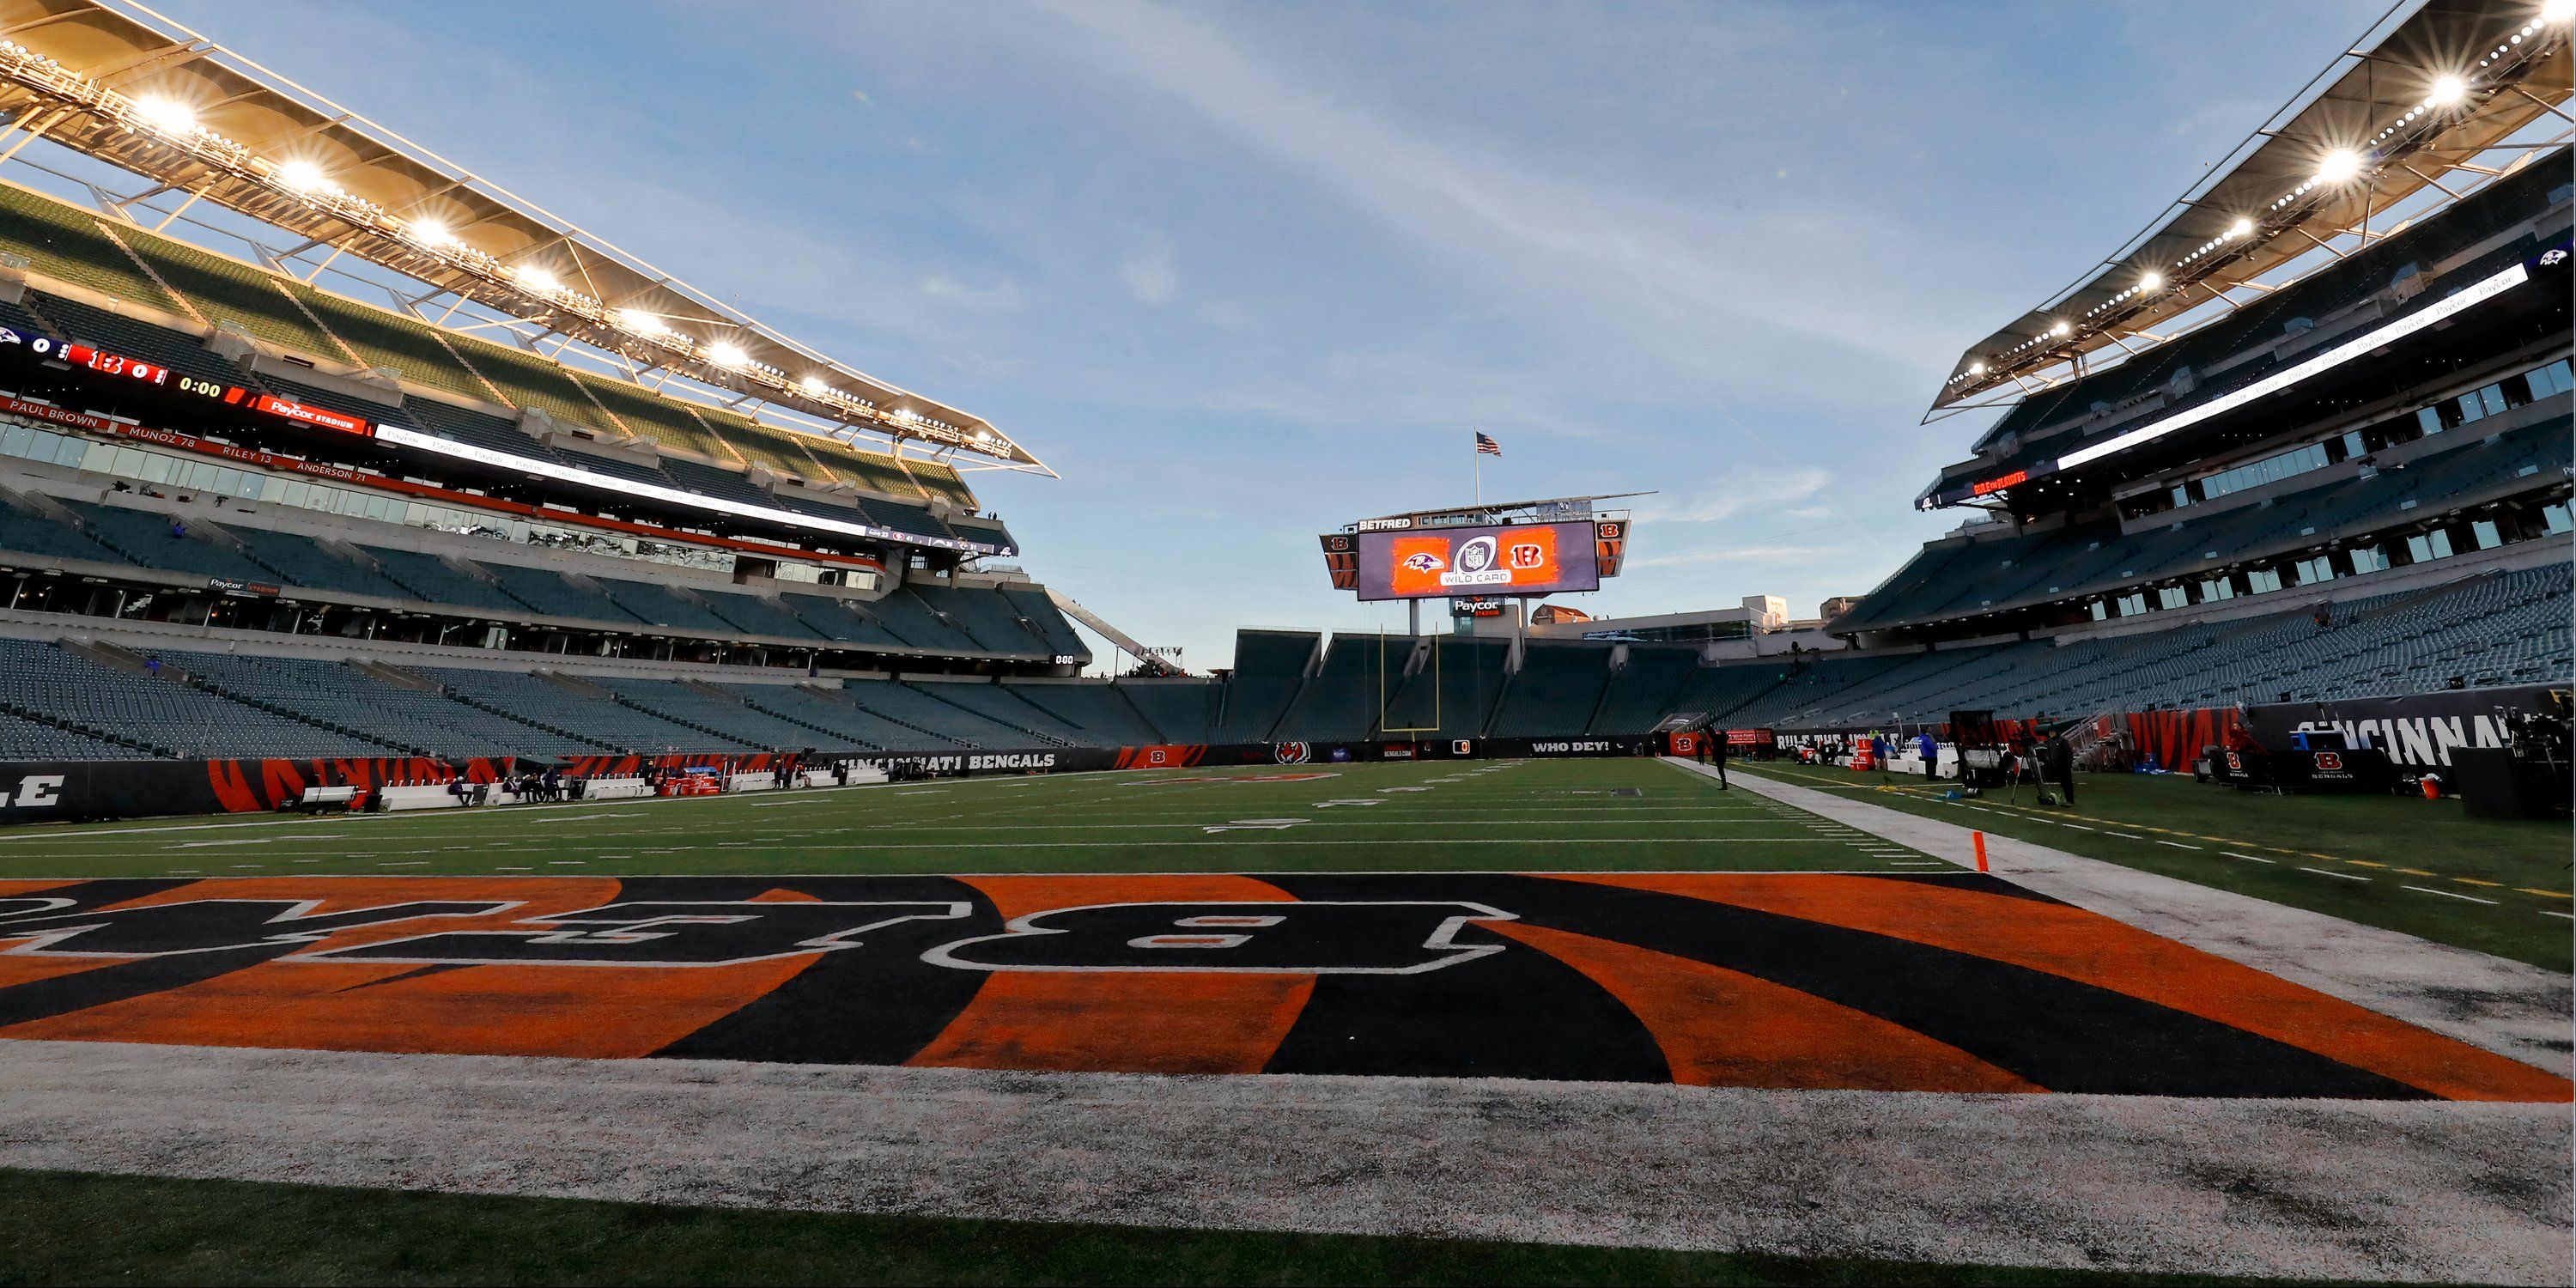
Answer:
[
  {"left": 1346, "top": 521, "right": 1601, "bottom": 602},
  {"left": 0, "top": 325, "right": 374, "bottom": 436}
]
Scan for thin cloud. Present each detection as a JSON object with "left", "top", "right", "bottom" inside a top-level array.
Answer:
[
  {"left": 1121, "top": 252, "right": 1177, "bottom": 304},
  {"left": 1030, "top": 3, "right": 1957, "bottom": 410},
  {"left": 1631, "top": 470, "right": 1832, "bottom": 525},
  {"left": 1628, "top": 540, "right": 1866, "bottom": 570},
  {"left": 919, "top": 275, "right": 1023, "bottom": 312}
]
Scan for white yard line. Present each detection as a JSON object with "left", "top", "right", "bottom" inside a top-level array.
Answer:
[{"left": 2404, "top": 884, "right": 2500, "bottom": 905}]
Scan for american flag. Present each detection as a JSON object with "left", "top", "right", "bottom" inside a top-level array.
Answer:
[{"left": 1473, "top": 430, "right": 1502, "bottom": 457}]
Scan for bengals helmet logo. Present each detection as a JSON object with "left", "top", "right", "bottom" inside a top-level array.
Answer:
[
  {"left": 1273, "top": 742, "right": 1312, "bottom": 765},
  {"left": 1400, "top": 552, "right": 1447, "bottom": 573},
  {"left": 2313, "top": 751, "right": 2342, "bottom": 771}
]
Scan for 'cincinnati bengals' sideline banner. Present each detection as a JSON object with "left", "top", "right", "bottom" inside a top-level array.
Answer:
[{"left": 0, "top": 873, "right": 2564, "bottom": 1100}]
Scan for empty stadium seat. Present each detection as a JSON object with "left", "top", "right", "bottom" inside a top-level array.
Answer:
[
  {"left": 0, "top": 495, "right": 124, "bottom": 567},
  {"left": 602, "top": 679, "right": 868, "bottom": 751},
  {"left": 1273, "top": 634, "right": 1411, "bottom": 742},
  {"left": 61, "top": 502, "right": 279, "bottom": 584},
  {"left": 0, "top": 639, "right": 398, "bottom": 759},
  {"left": 358, "top": 545, "right": 531, "bottom": 616},
  {"left": 1114, "top": 679, "right": 1219, "bottom": 744},
  {"left": 1489, "top": 641, "right": 1613, "bottom": 738},
  {"left": 1377, "top": 637, "right": 1511, "bottom": 740},
  {"left": 1211, "top": 630, "right": 1318, "bottom": 743},
  {"left": 1588, "top": 645, "right": 1702, "bottom": 735},
  {"left": 1006, "top": 680, "right": 1166, "bottom": 745},
  {"left": 420, "top": 667, "right": 750, "bottom": 753},
  {"left": 845, "top": 681, "right": 1040, "bottom": 749}
]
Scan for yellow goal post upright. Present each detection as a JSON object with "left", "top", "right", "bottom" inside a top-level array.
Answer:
[{"left": 1376, "top": 628, "right": 1442, "bottom": 735}]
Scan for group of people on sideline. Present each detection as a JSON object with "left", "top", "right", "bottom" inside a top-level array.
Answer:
[{"left": 1686, "top": 724, "right": 2080, "bottom": 804}]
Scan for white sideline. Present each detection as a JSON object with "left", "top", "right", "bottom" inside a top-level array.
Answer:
[{"left": 1665, "top": 757, "right": 2573, "bottom": 1074}]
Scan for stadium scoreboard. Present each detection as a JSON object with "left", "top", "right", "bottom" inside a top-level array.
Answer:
[{"left": 1320, "top": 495, "right": 1634, "bottom": 604}]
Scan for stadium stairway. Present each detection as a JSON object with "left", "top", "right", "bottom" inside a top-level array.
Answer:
[
  {"left": 1005, "top": 680, "right": 1166, "bottom": 746},
  {"left": 896, "top": 681, "right": 1079, "bottom": 748},
  {"left": 421, "top": 668, "right": 750, "bottom": 754},
  {"left": 838, "top": 680, "right": 1020, "bottom": 750},
  {"left": 61, "top": 501, "right": 277, "bottom": 584},
  {"left": 1115, "top": 678, "right": 1218, "bottom": 744},
  {"left": 721, "top": 684, "right": 929, "bottom": 752},
  {"left": 1587, "top": 645, "right": 1704, "bottom": 735},
  {"left": 1377, "top": 637, "right": 1510, "bottom": 741},
  {"left": 0, "top": 491, "right": 126, "bottom": 567},
  {"left": 0, "top": 638, "right": 398, "bottom": 760},
  {"left": 356, "top": 545, "right": 530, "bottom": 617},
  {"left": 603, "top": 679, "right": 871, "bottom": 752},
  {"left": 1489, "top": 641, "right": 1613, "bottom": 738},
  {"left": 1271, "top": 634, "right": 1405, "bottom": 743},
  {"left": 1208, "top": 629, "right": 1321, "bottom": 744},
  {"left": 158, "top": 649, "right": 442, "bottom": 757}
]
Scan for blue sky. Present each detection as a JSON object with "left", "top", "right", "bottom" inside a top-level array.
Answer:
[{"left": 145, "top": 0, "right": 2378, "bottom": 671}]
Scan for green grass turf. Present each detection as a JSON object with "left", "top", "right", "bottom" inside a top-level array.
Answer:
[
  {"left": 1735, "top": 759, "right": 2574, "bottom": 972},
  {"left": 0, "top": 1168, "right": 2323, "bottom": 1287},
  {"left": 0, "top": 759, "right": 1940, "bottom": 878}
]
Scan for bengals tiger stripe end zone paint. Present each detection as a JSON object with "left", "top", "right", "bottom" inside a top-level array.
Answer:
[{"left": 0, "top": 872, "right": 2562, "bottom": 1102}]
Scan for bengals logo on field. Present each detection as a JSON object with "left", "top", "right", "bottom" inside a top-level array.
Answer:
[{"left": 1274, "top": 742, "right": 1312, "bottom": 765}]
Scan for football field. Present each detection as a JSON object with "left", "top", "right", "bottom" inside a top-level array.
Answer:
[
  {"left": 0, "top": 757, "right": 1923, "bottom": 877},
  {"left": 0, "top": 756, "right": 2567, "bottom": 1284}
]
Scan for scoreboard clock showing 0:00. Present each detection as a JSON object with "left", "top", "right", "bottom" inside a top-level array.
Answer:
[{"left": 1356, "top": 521, "right": 1600, "bottom": 601}]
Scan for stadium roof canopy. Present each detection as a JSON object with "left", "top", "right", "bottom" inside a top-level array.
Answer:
[
  {"left": 0, "top": 0, "right": 1046, "bottom": 471},
  {"left": 1929, "top": 0, "right": 2574, "bottom": 419}
]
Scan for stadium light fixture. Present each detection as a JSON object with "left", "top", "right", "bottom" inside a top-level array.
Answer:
[
  {"left": 410, "top": 219, "right": 458, "bottom": 247},
  {"left": 2546, "top": 0, "right": 2573, "bottom": 25},
  {"left": 133, "top": 95, "right": 195, "bottom": 136},
  {"left": 2426, "top": 75, "right": 2468, "bottom": 109},
  {"left": 709, "top": 341, "right": 750, "bottom": 368},
  {"left": 276, "top": 159, "right": 330, "bottom": 192},
  {"left": 2139, "top": 270, "right": 2164, "bottom": 292},
  {"left": 2226, "top": 217, "right": 2254, "bottom": 239},
  {"left": 513, "top": 265, "right": 559, "bottom": 293},
  {"left": 2047, "top": 320, "right": 2071, "bottom": 338},
  {"left": 2312, "top": 149, "right": 2365, "bottom": 185},
  {"left": 617, "top": 307, "right": 663, "bottom": 335},
  {"left": 800, "top": 374, "right": 829, "bottom": 394}
]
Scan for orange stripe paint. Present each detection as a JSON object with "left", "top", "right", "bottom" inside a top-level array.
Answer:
[
  {"left": 1492, "top": 920, "right": 2040, "bottom": 1093},
  {"left": 0, "top": 953, "right": 125, "bottom": 990},
  {"left": 0, "top": 879, "right": 86, "bottom": 897},
  {"left": 908, "top": 873, "right": 1313, "bottom": 1075},
  {"left": 0, "top": 878, "right": 814, "bottom": 1058},
  {"left": 1559, "top": 873, "right": 2573, "bottom": 1103}
]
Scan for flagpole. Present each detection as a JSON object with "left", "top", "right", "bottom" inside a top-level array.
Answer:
[{"left": 1473, "top": 428, "right": 1482, "bottom": 507}]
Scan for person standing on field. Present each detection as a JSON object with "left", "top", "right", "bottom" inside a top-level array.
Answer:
[
  {"left": 1708, "top": 731, "right": 1729, "bottom": 789},
  {"left": 1917, "top": 730, "right": 1940, "bottom": 782},
  {"left": 2043, "top": 732, "right": 2076, "bottom": 805}
]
